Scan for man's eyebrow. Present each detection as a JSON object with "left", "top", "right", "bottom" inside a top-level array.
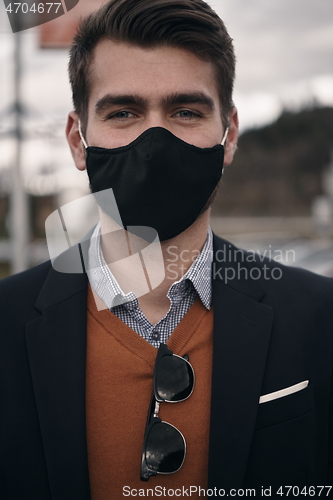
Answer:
[
  {"left": 95, "top": 94, "right": 149, "bottom": 114},
  {"left": 162, "top": 92, "right": 215, "bottom": 111},
  {"left": 95, "top": 92, "right": 215, "bottom": 115}
]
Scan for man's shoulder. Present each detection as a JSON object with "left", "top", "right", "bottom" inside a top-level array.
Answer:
[
  {"left": 0, "top": 260, "right": 52, "bottom": 294},
  {"left": 0, "top": 260, "right": 52, "bottom": 311},
  {"left": 212, "top": 233, "right": 333, "bottom": 302},
  {"left": 0, "top": 257, "right": 88, "bottom": 331}
]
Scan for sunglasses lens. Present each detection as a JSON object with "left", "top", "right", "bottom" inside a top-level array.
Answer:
[
  {"left": 145, "top": 421, "right": 185, "bottom": 473},
  {"left": 156, "top": 355, "right": 194, "bottom": 402}
]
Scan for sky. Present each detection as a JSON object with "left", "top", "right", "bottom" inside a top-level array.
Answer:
[
  {"left": 0, "top": 0, "right": 332, "bottom": 182},
  {"left": 211, "top": 0, "right": 333, "bottom": 128}
]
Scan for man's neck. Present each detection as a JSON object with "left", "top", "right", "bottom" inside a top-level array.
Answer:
[{"left": 99, "top": 209, "right": 211, "bottom": 324}]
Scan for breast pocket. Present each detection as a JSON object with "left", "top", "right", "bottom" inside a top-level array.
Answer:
[
  {"left": 244, "top": 383, "right": 317, "bottom": 489},
  {"left": 255, "top": 382, "right": 315, "bottom": 430}
]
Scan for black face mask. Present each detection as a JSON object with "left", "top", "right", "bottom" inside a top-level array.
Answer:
[{"left": 80, "top": 126, "right": 226, "bottom": 241}]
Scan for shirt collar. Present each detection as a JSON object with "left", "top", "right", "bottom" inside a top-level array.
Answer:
[
  {"left": 87, "top": 223, "right": 213, "bottom": 310},
  {"left": 167, "top": 227, "right": 213, "bottom": 309}
]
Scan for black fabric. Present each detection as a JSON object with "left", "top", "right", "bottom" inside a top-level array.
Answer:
[
  {"left": 86, "top": 127, "right": 225, "bottom": 241},
  {"left": 0, "top": 236, "right": 333, "bottom": 499}
]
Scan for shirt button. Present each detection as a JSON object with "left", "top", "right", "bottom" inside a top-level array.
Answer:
[{"left": 151, "top": 331, "right": 160, "bottom": 341}]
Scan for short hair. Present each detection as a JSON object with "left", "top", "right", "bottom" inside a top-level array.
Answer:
[{"left": 68, "top": 0, "right": 236, "bottom": 134}]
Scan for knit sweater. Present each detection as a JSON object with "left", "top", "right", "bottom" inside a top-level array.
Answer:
[{"left": 86, "top": 285, "right": 214, "bottom": 499}]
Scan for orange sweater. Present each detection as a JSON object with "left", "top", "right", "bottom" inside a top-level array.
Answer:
[{"left": 86, "top": 286, "right": 213, "bottom": 499}]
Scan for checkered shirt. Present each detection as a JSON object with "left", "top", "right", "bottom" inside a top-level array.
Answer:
[{"left": 87, "top": 224, "right": 213, "bottom": 348}]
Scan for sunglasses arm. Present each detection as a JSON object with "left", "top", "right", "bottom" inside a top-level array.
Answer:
[
  {"left": 153, "top": 400, "right": 160, "bottom": 418},
  {"left": 141, "top": 392, "right": 161, "bottom": 481}
]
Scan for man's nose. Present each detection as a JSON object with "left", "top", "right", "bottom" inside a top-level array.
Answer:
[{"left": 141, "top": 113, "right": 171, "bottom": 133}]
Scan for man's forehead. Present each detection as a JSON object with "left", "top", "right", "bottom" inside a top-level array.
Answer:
[
  {"left": 91, "top": 38, "right": 204, "bottom": 65},
  {"left": 88, "top": 39, "right": 220, "bottom": 104}
]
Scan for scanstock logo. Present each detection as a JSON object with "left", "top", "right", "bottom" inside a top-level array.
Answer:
[
  {"left": 45, "top": 189, "right": 165, "bottom": 310},
  {"left": 3, "top": 0, "right": 80, "bottom": 33}
]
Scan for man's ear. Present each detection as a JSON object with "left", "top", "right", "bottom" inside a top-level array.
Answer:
[
  {"left": 66, "top": 111, "right": 86, "bottom": 171},
  {"left": 223, "top": 107, "right": 239, "bottom": 167}
]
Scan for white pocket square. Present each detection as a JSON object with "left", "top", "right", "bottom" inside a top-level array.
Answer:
[{"left": 259, "top": 380, "right": 309, "bottom": 404}]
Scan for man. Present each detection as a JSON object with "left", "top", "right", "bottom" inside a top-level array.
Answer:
[{"left": 0, "top": 0, "right": 332, "bottom": 499}]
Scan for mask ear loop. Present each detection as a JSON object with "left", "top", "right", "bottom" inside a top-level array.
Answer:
[
  {"left": 221, "top": 127, "right": 229, "bottom": 146},
  {"left": 220, "top": 127, "right": 229, "bottom": 174},
  {"left": 78, "top": 119, "right": 88, "bottom": 149}
]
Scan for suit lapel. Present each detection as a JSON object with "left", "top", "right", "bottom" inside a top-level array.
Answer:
[
  {"left": 208, "top": 236, "right": 274, "bottom": 489},
  {"left": 25, "top": 261, "right": 91, "bottom": 500}
]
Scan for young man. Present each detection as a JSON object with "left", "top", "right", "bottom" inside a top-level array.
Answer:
[{"left": 0, "top": 1, "right": 332, "bottom": 499}]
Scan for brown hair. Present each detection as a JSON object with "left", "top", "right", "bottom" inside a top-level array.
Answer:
[{"left": 68, "top": 0, "right": 235, "bottom": 134}]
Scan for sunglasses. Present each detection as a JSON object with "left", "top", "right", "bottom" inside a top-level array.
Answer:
[{"left": 140, "top": 343, "right": 195, "bottom": 481}]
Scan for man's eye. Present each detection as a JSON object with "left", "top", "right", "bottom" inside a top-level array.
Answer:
[
  {"left": 109, "top": 111, "right": 135, "bottom": 119},
  {"left": 175, "top": 110, "right": 200, "bottom": 119}
]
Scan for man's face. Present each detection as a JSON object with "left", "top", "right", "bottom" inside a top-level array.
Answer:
[
  {"left": 67, "top": 39, "right": 238, "bottom": 170},
  {"left": 87, "top": 39, "right": 224, "bottom": 149}
]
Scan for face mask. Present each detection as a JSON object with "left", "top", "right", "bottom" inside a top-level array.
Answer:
[{"left": 79, "top": 125, "right": 227, "bottom": 241}]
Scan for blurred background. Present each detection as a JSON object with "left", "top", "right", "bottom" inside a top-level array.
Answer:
[{"left": 0, "top": 0, "right": 333, "bottom": 279}]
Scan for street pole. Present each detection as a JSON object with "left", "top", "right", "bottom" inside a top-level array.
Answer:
[{"left": 10, "top": 23, "right": 29, "bottom": 274}]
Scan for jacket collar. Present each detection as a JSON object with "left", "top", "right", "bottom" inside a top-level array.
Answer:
[{"left": 212, "top": 233, "right": 266, "bottom": 301}]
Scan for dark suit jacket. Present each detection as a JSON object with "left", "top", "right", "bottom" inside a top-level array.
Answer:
[{"left": 1, "top": 234, "right": 333, "bottom": 499}]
